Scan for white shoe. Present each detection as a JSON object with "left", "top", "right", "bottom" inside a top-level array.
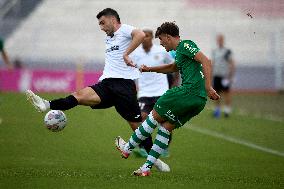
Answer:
[
  {"left": 154, "top": 159, "right": 170, "bottom": 172},
  {"left": 26, "top": 90, "right": 48, "bottom": 113},
  {"left": 115, "top": 136, "right": 130, "bottom": 159}
]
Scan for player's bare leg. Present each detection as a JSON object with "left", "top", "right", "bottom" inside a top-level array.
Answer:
[
  {"left": 223, "top": 90, "right": 232, "bottom": 117},
  {"left": 72, "top": 87, "right": 101, "bottom": 106},
  {"left": 213, "top": 91, "right": 222, "bottom": 118}
]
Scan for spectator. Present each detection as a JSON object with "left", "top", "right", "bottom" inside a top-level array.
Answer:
[
  {"left": 0, "top": 37, "right": 13, "bottom": 69},
  {"left": 212, "top": 34, "right": 236, "bottom": 118}
]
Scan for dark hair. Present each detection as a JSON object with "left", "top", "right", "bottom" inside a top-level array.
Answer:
[
  {"left": 96, "top": 8, "right": 120, "bottom": 23},
  {"left": 155, "top": 22, "right": 179, "bottom": 38},
  {"left": 143, "top": 29, "right": 153, "bottom": 37}
]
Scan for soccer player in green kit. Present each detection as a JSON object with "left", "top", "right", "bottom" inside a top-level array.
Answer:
[{"left": 115, "top": 22, "right": 220, "bottom": 176}]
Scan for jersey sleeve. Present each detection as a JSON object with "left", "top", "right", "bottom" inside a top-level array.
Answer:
[
  {"left": 162, "top": 52, "right": 174, "bottom": 64},
  {"left": 179, "top": 40, "right": 200, "bottom": 59},
  {"left": 121, "top": 24, "right": 135, "bottom": 39},
  {"left": 224, "top": 49, "right": 232, "bottom": 62}
]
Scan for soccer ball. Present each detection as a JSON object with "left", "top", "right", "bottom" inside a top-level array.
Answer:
[{"left": 44, "top": 110, "right": 67, "bottom": 132}]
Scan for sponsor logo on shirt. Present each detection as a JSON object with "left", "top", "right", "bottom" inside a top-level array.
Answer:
[
  {"left": 184, "top": 43, "right": 197, "bottom": 53},
  {"left": 106, "top": 45, "right": 119, "bottom": 53},
  {"left": 165, "top": 110, "right": 176, "bottom": 121}
]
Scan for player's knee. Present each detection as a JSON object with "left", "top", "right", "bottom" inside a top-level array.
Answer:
[
  {"left": 141, "top": 112, "right": 148, "bottom": 122},
  {"left": 151, "top": 110, "right": 165, "bottom": 123},
  {"left": 72, "top": 90, "right": 86, "bottom": 104},
  {"left": 161, "top": 122, "right": 175, "bottom": 132},
  {"left": 73, "top": 89, "right": 101, "bottom": 106},
  {"left": 128, "top": 121, "right": 140, "bottom": 131}
]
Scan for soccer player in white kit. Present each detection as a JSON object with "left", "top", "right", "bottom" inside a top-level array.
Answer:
[
  {"left": 131, "top": 29, "right": 176, "bottom": 157},
  {"left": 25, "top": 8, "right": 169, "bottom": 172}
]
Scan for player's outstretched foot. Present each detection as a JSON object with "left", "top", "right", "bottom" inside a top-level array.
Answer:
[
  {"left": 25, "top": 90, "right": 48, "bottom": 113},
  {"left": 132, "top": 168, "right": 151, "bottom": 177},
  {"left": 115, "top": 136, "right": 130, "bottom": 159},
  {"left": 154, "top": 159, "right": 170, "bottom": 172}
]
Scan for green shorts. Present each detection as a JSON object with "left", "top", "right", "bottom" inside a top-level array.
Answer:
[{"left": 154, "top": 86, "right": 206, "bottom": 128}]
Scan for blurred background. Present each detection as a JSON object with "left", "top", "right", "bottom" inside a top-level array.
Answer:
[{"left": 0, "top": 0, "right": 284, "bottom": 92}]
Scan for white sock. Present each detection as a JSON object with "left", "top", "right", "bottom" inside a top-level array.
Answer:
[
  {"left": 224, "top": 106, "right": 232, "bottom": 114},
  {"left": 44, "top": 100, "right": 50, "bottom": 109},
  {"left": 141, "top": 163, "right": 151, "bottom": 172}
]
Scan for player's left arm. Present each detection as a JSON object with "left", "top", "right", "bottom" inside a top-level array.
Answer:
[
  {"left": 194, "top": 51, "right": 220, "bottom": 100},
  {"left": 171, "top": 71, "right": 180, "bottom": 87},
  {"left": 164, "top": 51, "right": 180, "bottom": 87},
  {"left": 123, "top": 29, "right": 145, "bottom": 67},
  {"left": 228, "top": 57, "right": 235, "bottom": 83}
]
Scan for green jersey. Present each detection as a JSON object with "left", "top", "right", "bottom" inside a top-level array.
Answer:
[
  {"left": 0, "top": 38, "right": 3, "bottom": 51},
  {"left": 175, "top": 40, "right": 207, "bottom": 98}
]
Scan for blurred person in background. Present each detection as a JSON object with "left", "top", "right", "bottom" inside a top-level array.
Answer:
[
  {"left": 13, "top": 58, "right": 24, "bottom": 69},
  {"left": 25, "top": 8, "right": 170, "bottom": 172},
  {"left": 0, "top": 37, "right": 13, "bottom": 69},
  {"left": 131, "top": 29, "right": 179, "bottom": 158},
  {"left": 212, "top": 34, "right": 235, "bottom": 118},
  {"left": 0, "top": 36, "right": 13, "bottom": 124}
]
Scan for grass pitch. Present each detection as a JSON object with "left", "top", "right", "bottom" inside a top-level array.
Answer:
[{"left": 0, "top": 92, "right": 283, "bottom": 188}]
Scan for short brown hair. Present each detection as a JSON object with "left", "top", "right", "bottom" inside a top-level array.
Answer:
[
  {"left": 155, "top": 22, "right": 179, "bottom": 38},
  {"left": 96, "top": 8, "right": 121, "bottom": 23}
]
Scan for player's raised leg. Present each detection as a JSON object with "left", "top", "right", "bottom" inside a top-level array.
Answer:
[{"left": 26, "top": 87, "right": 101, "bottom": 112}]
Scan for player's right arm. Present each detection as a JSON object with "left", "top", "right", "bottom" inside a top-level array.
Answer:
[
  {"left": 123, "top": 29, "right": 145, "bottom": 67},
  {"left": 139, "top": 63, "right": 178, "bottom": 73}
]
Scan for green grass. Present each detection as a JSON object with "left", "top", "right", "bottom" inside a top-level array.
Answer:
[{"left": 0, "top": 92, "right": 283, "bottom": 188}]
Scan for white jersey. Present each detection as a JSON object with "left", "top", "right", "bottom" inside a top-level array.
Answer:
[
  {"left": 212, "top": 47, "right": 233, "bottom": 77},
  {"left": 131, "top": 44, "right": 174, "bottom": 98},
  {"left": 99, "top": 24, "right": 140, "bottom": 81}
]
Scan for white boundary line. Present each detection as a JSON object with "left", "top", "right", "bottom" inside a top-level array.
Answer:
[
  {"left": 206, "top": 106, "right": 284, "bottom": 122},
  {"left": 187, "top": 125, "right": 284, "bottom": 158}
]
